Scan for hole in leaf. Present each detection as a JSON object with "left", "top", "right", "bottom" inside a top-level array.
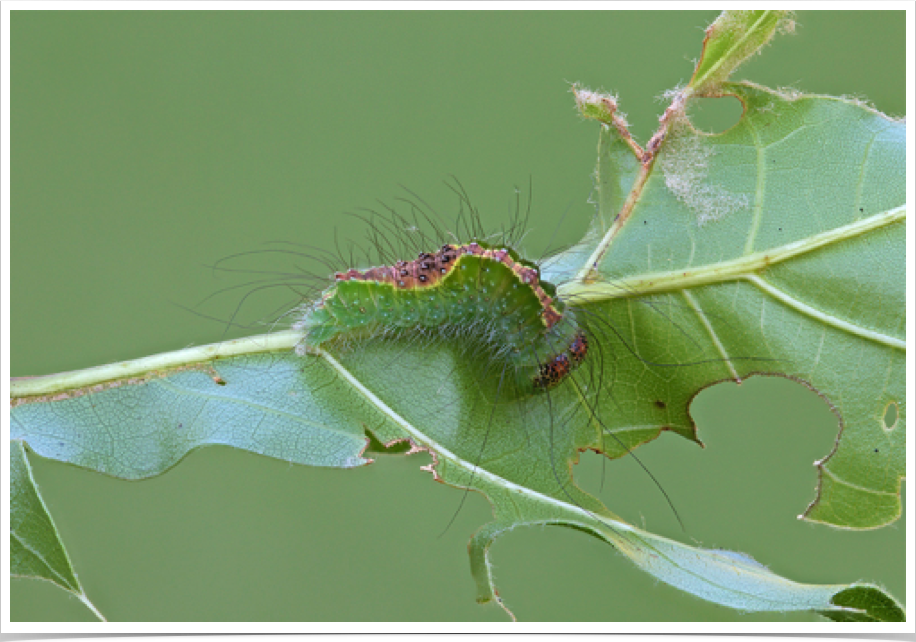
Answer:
[
  {"left": 883, "top": 401, "right": 898, "bottom": 431},
  {"left": 687, "top": 96, "right": 743, "bottom": 134}
]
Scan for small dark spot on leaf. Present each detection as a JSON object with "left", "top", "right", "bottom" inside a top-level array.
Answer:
[
  {"left": 213, "top": 376, "right": 227, "bottom": 386},
  {"left": 654, "top": 400, "right": 666, "bottom": 409},
  {"left": 644, "top": 220, "right": 647, "bottom": 225},
  {"left": 874, "top": 448, "right": 879, "bottom": 453},
  {"left": 778, "top": 227, "right": 782, "bottom": 231},
  {"left": 859, "top": 207, "right": 864, "bottom": 213}
]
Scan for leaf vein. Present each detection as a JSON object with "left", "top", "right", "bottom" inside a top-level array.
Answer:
[
  {"left": 681, "top": 290, "right": 740, "bottom": 380},
  {"left": 742, "top": 117, "right": 766, "bottom": 254},
  {"left": 744, "top": 275, "right": 904, "bottom": 350},
  {"left": 316, "top": 348, "right": 631, "bottom": 528},
  {"left": 10, "top": 530, "right": 76, "bottom": 591},
  {"left": 821, "top": 466, "right": 897, "bottom": 497}
]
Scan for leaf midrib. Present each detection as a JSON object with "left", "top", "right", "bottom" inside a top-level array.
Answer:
[
  {"left": 560, "top": 205, "right": 905, "bottom": 302},
  {"left": 11, "top": 205, "right": 904, "bottom": 400},
  {"left": 10, "top": 331, "right": 303, "bottom": 398}
]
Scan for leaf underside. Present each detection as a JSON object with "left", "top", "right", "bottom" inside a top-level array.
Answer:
[{"left": 554, "top": 83, "right": 905, "bottom": 530}]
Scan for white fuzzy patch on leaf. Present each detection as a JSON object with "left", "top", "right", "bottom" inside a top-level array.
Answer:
[{"left": 659, "top": 132, "right": 749, "bottom": 225}]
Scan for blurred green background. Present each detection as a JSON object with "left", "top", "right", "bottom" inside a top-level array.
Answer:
[{"left": 11, "top": 11, "right": 905, "bottom": 622}]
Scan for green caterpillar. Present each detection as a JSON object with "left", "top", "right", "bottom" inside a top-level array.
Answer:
[{"left": 295, "top": 241, "right": 587, "bottom": 392}]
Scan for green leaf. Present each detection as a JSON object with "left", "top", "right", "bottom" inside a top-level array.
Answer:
[
  {"left": 557, "top": 83, "right": 905, "bottom": 529},
  {"left": 689, "top": 11, "right": 791, "bottom": 95},
  {"left": 10, "top": 333, "right": 390, "bottom": 479},
  {"left": 819, "top": 585, "right": 906, "bottom": 622},
  {"left": 10, "top": 318, "right": 904, "bottom": 621},
  {"left": 10, "top": 441, "right": 106, "bottom": 621},
  {"left": 9, "top": 22, "right": 904, "bottom": 623},
  {"left": 476, "top": 512, "right": 904, "bottom": 620}
]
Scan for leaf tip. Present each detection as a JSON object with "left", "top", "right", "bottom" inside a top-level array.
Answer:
[
  {"left": 820, "top": 584, "right": 906, "bottom": 622},
  {"left": 690, "top": 11, "right": 793, "bottom": 96}
]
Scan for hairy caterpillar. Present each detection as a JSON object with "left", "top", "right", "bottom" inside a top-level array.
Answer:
[
  {"left": 294, "top": 240, "right": 588, "bottom": 392},
  {"left": 204, "top": 184, "right": 690, "bottom": 534}
]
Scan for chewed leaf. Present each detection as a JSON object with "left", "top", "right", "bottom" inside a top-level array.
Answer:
[
  {"left": 557, "top": 84, "right": 905, "bottom": 529},
  {"left": 10, "top": 337, "right": 389, "bottom": 479},
  {"left": 10, "top": 441, "right": 105, "bottom": 621},
  {"left": 469, "top": 509, "right": 904, "bottom": 621},
  {"left": 9, "top": 14, "right": 904, "bottom": 621},
  {"left": 10, "top": 84, "right": 905, "bottom": 620}
]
